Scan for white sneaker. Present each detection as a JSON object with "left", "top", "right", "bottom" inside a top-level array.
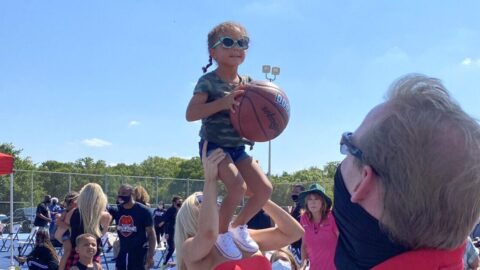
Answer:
[
  {"left": 229, "top": 223, "right": 259, "bottom": 253},
  {"left": 215, "top": 232, "right": 242, "bottom": 260}
]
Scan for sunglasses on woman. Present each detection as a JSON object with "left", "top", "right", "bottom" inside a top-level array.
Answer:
[{"left": 212, "top": 36, "right": 249, "bottom": 50}]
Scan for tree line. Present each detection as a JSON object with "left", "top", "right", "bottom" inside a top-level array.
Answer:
[{"left": 0, "top": 143, "right": 339, "bottom": 213}]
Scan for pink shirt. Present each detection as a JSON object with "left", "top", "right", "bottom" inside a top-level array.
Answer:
[{"left": 300, "top": 212, "right": 338, "bottom": 270}]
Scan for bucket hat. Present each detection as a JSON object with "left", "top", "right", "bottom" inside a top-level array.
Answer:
[{"left": 298, "top": 183, "right": 332, "bottom": 209}]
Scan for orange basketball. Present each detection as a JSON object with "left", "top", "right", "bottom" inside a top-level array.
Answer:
[{"left": 230, "top": 81, "right": 290, "bottom": 142}]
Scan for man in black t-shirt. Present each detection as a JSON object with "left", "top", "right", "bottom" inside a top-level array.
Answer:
[
  {"left": 153, "top": 201, "right": 167, "bottom": 246},
  {"left": 247, "top": 209, "right": 272, "bottom": 230},
  {"left": 33, "top": 195, "right": 52, "bottom": 230},
  {"left": 161, "top": 195, "right": 182, "bottom": 268},
  {"left": 111, "top": 184, "right": 156, "bottom": 270}
]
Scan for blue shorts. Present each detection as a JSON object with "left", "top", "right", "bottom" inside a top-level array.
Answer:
[
  {"left": 199, "top": 140, "right": 249, "bottom": 163},
  {"left": 62, "top": 230, "right": 71, "bottom": 241}
]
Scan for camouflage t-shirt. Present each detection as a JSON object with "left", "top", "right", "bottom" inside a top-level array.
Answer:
[{"left": 193, "top": 71, "right": 252, "bottom": 147}]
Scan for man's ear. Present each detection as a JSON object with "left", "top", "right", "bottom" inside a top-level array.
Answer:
[{"left": 350, "top": 165, "right": 377, "bottom": 203}]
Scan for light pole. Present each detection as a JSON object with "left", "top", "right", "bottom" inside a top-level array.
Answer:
[{"left": 262, "top": 65, "right": 281, "bottom": 176}]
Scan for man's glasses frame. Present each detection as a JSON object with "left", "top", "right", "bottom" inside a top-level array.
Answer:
[
  {"left": 212, "top": 36, "right": 250, "bottom": 50},
  {"left": 340, "top": 132, "right": 379, "bottom": 174},
  {"left": 340, "top": 132, "right": 364, "bottom": 161}
]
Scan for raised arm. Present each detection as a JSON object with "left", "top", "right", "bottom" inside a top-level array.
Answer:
[
  {"left": 144, "top": 225, "right": 156, "bottom": 269},
  {"left": 250, "top": 200, "right": 304, "bottom": 251},
  {"left": 100, "top": 211, "right": 112, "bottom": 236},
  {"left": 182, "top": 141, "right": 225, "bottom": 263},
  {"left": 186, "top": 90, "right": 244, "bottom": 122}
]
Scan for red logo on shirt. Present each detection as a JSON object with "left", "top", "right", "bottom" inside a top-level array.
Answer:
[{"left": 117, "top": 215, "right": 137, "bottom": 237}]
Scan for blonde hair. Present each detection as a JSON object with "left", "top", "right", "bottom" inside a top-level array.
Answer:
[
  {"left": 359, "top": 74, "right": 480, "bottom": 249},
  {"left": 77, "top": 183, "right": 108, "bottom": 238},
  {"left": 174, "top": 192, "right": 202, "bottom": 270},
  {"left": 75, "top": 233, "right": 96, "bottom": 248},
  {"left": 270, "top": 247, "right": 299, "bottom": 270},
  {"left": 133, "top": 185, "right": 150, "bottom": 205}
]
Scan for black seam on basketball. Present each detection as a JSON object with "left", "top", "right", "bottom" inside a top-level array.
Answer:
[
  {"left": 248, "top": 90, "right": 288, "bottom": 128},
  {"left": 243, "top": 95, "right": 268, "bottom": 140},
  {"left": 248, "top": 89, "right": 289, "bottom": 124}
]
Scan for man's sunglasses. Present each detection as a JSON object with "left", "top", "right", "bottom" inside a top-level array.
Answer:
[
  {"left": 212, "top": 36, "right": 249, "bottom": 50},
  {"left": 340, "top": 132, "right": 364, "bottom": 161},
  {"left": 340, "top": 132, "right": 378, "bottom": 174}
]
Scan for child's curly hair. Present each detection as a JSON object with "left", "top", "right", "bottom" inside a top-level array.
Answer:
[{"left": 202, "top": 21, "right": 248, "bottom": 73}]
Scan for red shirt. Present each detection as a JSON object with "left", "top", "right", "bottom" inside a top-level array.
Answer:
[
  {"left": 214, "top": 255, "right": 272, "bottom": 270},
  {"left": 373, "top": 244, "right": 465, "bottom": 270}
]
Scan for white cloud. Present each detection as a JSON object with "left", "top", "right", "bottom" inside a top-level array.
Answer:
[
  {"left": 82, "top": 138, "right": 112, "bottom": 148},
  {"left": 128, "top": 120, "right": 141, "bottom": 127},
  {"left": 462, "top": 58, "right": 472, "bottom": 65},
  {"left": 461, "top": 57, "right": 480, "bottom": 67}
]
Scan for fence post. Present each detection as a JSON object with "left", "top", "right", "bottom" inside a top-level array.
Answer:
[
  {"left": 68, "top": 174, "right": 72, "bottom": 192},
  {"left": 155, "top": 176, "right": 159, "bottom": 205},
  {"left": 187, "top": 179, "right": 190, "bottom": 197},
  {"left": 30, "top": 171, "right": 34, "bottom": 208},
  {"left": 103, "top": 174, "right": 108, "bottom": 196}
]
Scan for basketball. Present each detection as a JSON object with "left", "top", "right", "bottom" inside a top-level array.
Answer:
[{"left": 230, "top": 80, "right": 290, "bottom": 142}]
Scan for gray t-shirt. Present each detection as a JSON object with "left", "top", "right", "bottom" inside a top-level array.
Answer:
[{"left": 193, "top": 71, "right": 252, "bottom": 147}]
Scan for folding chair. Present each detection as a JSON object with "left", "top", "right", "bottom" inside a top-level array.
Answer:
[
  {"left": 0, "top": 222, "right": 7, "bottom": 251},
  {"left": 154, "top": 241, "right": 167, "bottom": 268},
  {"left": 100, "top": 233, "right": 112, "bottom": 270},
  {"left": 0, "top": 223, "right": 21, "bottom": 252},
  {"left": 17, "top": 226, "right": 39, "bottom": 256}
]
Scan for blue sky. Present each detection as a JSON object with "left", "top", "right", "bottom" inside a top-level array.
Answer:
[{"left": 1, "top": 1, "right": 479, "bottom": 175}]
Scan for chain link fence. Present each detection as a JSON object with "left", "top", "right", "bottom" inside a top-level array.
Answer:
[{"left": 1, "top": 170, "right": 321, "bottom": 231}]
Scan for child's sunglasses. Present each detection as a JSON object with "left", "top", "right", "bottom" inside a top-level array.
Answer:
[{"left": 212, "top": 36, "right": 249, "bottom": 50}]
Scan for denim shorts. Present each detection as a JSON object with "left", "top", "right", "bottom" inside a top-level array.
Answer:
[
  {"left": 198, "top": 140, "right": 249, "bottom": 163},
  {"left": 62, "top": 230, "right": 71, "bottom": 241}
]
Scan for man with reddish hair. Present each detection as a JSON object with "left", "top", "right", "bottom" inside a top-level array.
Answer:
[{"left": 334, "top": 74, "right": 480, "bottom": 269}]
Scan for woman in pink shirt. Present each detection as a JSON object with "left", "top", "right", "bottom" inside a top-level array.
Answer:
[{"left": 299, "top": 184, "right": 338, "bottom": 270}]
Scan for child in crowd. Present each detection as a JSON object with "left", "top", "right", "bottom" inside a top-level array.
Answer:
[
  {"left": 14, "top": 230, "right": 59, "bottom": 270},
  {"left": 70, "top": 233, "right": 103, "bottom": 270},
  {"left": 55, "top": 191, "right": 79, "bottom": 270},
  {"left": 186, "top": 21, "right": 273, "bottom": 260},
  {"left": 270, "top": 247, "right": 299, "bottom": 270}
]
